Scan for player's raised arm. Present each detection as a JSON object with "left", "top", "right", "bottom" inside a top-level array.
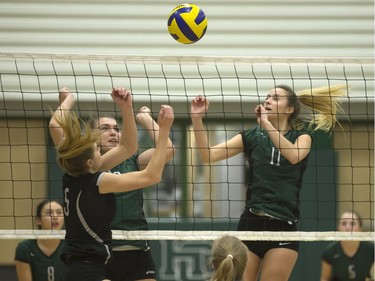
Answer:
[
  {"left": 136, "top": 106, "right": 175, "bottom": 170},
  {"left": 99, "top": 105, "right": 174, "bottom": 193},
  {"left": 100, "top": 87, "right": 138, "bottom": 171},
  {"left": 49, "top": 87, "right": 75, "bottom": 146},
  {"left": 190, "top": 95, "right": 243, "bottom": 164}
]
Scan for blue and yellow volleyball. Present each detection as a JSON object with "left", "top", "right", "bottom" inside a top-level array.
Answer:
[{"left": 167, "top": 3, "right": 207, "bottom": 44}]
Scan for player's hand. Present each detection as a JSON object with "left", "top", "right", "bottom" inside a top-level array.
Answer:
[
  {"left": 157, "top": 105, "right": 174, "bottom": 130},
  {"left": 255, "top": 104, "right": 269, "bottom": 127},
  {"left": 58, "top": 87, "right": 74, "bottom": 105},
  {"left": 111, "top": 87, "right": 132, "bottom": 108},
  {"left": 191, "top": 95, "right": 209, "bottom": 120},
  {"left": 136, "top": 106, "right": 153, "bottom": 125}
]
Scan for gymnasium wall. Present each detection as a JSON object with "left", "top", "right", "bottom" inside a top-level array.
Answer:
[{"left": 0, "top": 0, "right": 373, "bottom": 57}]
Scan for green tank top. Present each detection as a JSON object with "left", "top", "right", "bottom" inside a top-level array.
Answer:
[
  {"left": 322, "top": 241, "right": 374, "bottom": 281},
  {"left": 109, "top": 155, "right": 149, "bottom": 250},
  {"left": 242, "top": 125, "right": 311, "bottom": 222},
  {"left": 15, "top": 239, "right": 65, "bottom": 281}
]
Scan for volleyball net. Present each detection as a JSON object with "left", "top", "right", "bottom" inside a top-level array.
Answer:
[{"left": 0, "top": 52, "right": 373, "bottom": 241}]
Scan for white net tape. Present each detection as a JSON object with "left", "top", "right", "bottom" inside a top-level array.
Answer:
[{"left": 0, "top": 230, "right": 373, "bottom": 241}]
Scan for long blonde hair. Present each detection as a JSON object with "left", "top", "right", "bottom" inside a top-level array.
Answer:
[
  {"left": 53, "top": 110, "right": 99, "bottom": 176},
  {"left": 209, "top": 235, "right": 248, "bottom": 281},
  {"left": 277, "top": 84, "right": 346, "bottom": 131}
]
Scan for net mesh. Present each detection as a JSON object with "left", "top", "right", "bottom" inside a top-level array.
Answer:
[{"left": 0, "top": 51, "right": 373, "bottom": 241}]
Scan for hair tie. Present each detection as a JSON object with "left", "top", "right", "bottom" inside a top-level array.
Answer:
[{"left": 227, "top": 254, "right": 233, "bottom": 259}]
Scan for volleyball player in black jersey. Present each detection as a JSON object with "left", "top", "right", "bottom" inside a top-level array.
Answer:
[
  {"left": 49, "top": 87, "right": 174, "bottom": 281},
  {"left": 50, "top": 88, "right": 174, "bottom": 281},
  {"left": 191, "top": 84, "right": 346, "bottom": 281}
]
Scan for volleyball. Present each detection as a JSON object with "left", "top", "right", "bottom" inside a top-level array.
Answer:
[{"left": 167, "top": 3, "right": 208, "bottom": 44}]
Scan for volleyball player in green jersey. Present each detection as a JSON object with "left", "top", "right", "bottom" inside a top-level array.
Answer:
[
  {"left": 321, "top": 211, "right": 374, "bottom": 281},
  {"left": 191, "top": 84, "right": 346, "bottom": 281},
  {"left": 15, "top": 199, "right": 65, "bottom": 281},
  {"left": 91, "top": 107, "right": 174, "bottom": 281}
]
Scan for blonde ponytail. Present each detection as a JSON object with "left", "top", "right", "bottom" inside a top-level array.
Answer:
[
  {"left": 209, "top": 235, "right": 248, "bottom": 281},
  {"left": 53, "top": 110, "right": 99, "bottom": 176},
  {"left": 297, "top": 84, "right": 347, "bottom": 132}
]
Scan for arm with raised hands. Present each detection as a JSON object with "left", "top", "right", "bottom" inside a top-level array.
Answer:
[
  {"left": 100, "top": 87, "right": 138, "bottom": 170},
  {"left": 49, "top": 87, "right": 75, "bottom": 146},
  {"left": 99, "top": 105, "right": 174, "bottom": 193},
  {"left": 136, "top": 106, "right": 175, "bottom": 170},
  {"left": 190, "top": 96, "right": 243, "bottom": 164}
]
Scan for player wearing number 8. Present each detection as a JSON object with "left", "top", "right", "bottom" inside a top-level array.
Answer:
[
  {"left": 191, "top": 84, "right": 346, "bottom": 281},
  {"left": 15, "top": 200, "right": 65, "bottom": 281}
]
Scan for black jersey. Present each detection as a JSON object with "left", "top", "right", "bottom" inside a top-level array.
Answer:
[
  {"left": 62, "top": 172, "right": 115, "bottom": 264},
  {"left": 242, "top": 125, "right": 311, "bottom": 222}
]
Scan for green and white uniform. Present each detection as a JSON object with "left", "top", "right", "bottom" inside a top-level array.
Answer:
[
  {"left": 322, "top": 241, "right": 374, "bottom": 281},
  {"left": 109, "top": 155, "right": 149, "bottom": 251},
  {"left": 15, "top": 239, "right": 65, "bottom": 281},
  {"left": 242, "top": 125, "right": 311, "bottom": 222}
]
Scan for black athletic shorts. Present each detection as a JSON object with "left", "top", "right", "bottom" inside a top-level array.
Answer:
[
  {"left": 62, "top": 257, "right": 106, "bottom": 281},
  {"left": 237, "top": 208, "right": 299, "bottom": 258},
  {"left": 106, "top": 249, "right": 157, "bottom": 281}
]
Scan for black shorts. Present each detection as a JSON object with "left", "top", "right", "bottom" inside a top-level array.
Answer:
[
  {"left": 106, "top": 249, "right": 157, "bottom": 281},
  {"left": 62, "top": 259, "right": 106, "bottom": 281},
  {"left": 237, "top": 208, "right": 299, "bottom": 258}
]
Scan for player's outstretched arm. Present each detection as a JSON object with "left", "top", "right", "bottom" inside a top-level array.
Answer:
[
  {"left": 190, "top": 96, "right": 243, "bottom": 164},
  {"left": 49, "top": 87, "right": 75, "bottom": 146},
  {"left": 99, "top": 105, "right": 174, "bottom": 194},
  {"left": 100, "top": 87, "right": 138, "bottom": 171},
  {"left": 136, "top": 106, "right": 175, "bottom": 170}
]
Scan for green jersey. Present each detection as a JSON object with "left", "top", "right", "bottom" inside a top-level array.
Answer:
[
  {"left": 242, "top": 125, "right": 311, "bottom": 222},
  {"left": 109, "top": 155, "right": 149, "bottom": 250},
  {"left": 322, "top": 241, "right": 374, "bottom": 281},
  {"left": 15, "top": 239, "right": 65, "bottom": 281}
]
